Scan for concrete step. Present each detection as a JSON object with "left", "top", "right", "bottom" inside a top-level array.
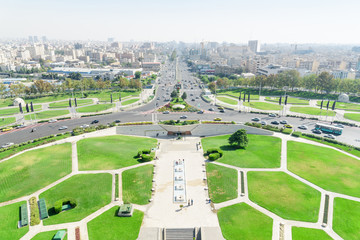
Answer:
[{"left": 165, "top": 228, "right": 194, "bottom": 240}]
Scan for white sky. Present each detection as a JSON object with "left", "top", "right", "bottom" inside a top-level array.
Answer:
[{"left": 1, "top": 0, "right": 360, "bottom": 44}]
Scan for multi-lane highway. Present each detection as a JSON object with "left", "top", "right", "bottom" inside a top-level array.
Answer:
[{"left": 1, "top": 59, "right": 360, "bottom": 148}]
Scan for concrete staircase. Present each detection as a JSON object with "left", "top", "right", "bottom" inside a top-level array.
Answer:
[{"left": 165, "top": 228, "right": 196, "bottom": 240}]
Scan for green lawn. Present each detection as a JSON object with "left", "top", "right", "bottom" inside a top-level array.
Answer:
[
  {"left": 344, "top": 113, "right": 360, "bottom": 122},
  {"left": 317, "top": 100, "right": 360, "bottom": 111},
  {"left": 0, "top": 117, "right": 16, "bottom": 127},
  {"left": 49, "top": 99, "right": 93, "bottom": 108},
  {"left": 122, "top": 165, "right": 153, "bottom": 205},
  {"left": 248, "top": 171, "right": 321, "bottom": 222},
  {"left": 201, "top": 134, "right": 281, "bottom": 168},
  {"left": 218, "top": 203, "right": 273, "bottom": 240},
  {"left": 77, "top": 135, "right": 157, "bottom": 170},
  {"left": 31, "top": 230, "right": 67, "bottom": 240},
  {"left": 76, "top": 103, "right": 114, "bottom": 113},
  {"left": 244, "top": 102, "right": 283, "bottom": 110},
  {"left": 0, "top": 201, "right": 29, "bottom": 240},
  {"left": 219, "top": 90, "right": 260, "bottom": 100},
  {"left": 333, "top": 198, "right": 360, "bottom": 240},
  {"left": 292, "top": 227, "right": 332, "bottom": 240},
  {"left": 265, "top": 96, "right": 309, "bottom": 105},
  {"left": 288, "top": 141, "right": 360, "bottom": 198},
  {"left": 290, "top": 106, "right": 336, "bottom": 116},
  {"left": 0, "top": 105, "right": 42, "bottom": 116},
  {"left": 87, "top": 207, "right": 144, "bottom": 240},
  {"left": 0, "top": 98, "right": 14, "bottom": 108},
  {"left": 121, "top": 98, "right": 140, "bottom": 106},
  {"left": 41, "top": 173, "right": 112, "bottom": 225},
  {"left": 206, "top": 163, "right": 237, "bottom": 203},
  {"left": 24, "top": 110, "right": 69, "bottom": 120},
  {"left": 216, "top": 96, "right": 238, "bottom": 105},
  {"left": 0, "top": 143, "right": 72, "bottom": 202},
  {"left": 87, "top": 90, "right": 140, "bottom": 102}
]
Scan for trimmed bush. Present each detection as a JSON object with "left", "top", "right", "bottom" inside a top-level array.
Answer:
[
  {"left": 29, "top": 197, "right": 40, "bottom": 226},
  {"left": 54, "top": 198, "right": 77, "bottom": 214},
  {"left": 142, "top": 149, "right": 151, "bottom": 154},
  {"left": 292, "top": 131, "right": 302, "bottom": 137},
  {"left": 54, "top": 200, "right": 63, "bottom": 214},
  {"left": 141, "top": 154, "right": 153, "bottom": 162},
  {"left": 281, "top": 128, "right": 292, "bottom": 135},
  {"left": 209, "top": 153, "right": 220, "bottom": 161}
]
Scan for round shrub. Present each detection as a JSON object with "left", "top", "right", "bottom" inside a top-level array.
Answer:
[
  {"left": 141, "top": 154, "right": 153, "bottom": 162},
  {"left": 142, "top": 149, "right": 151, "bottom": 154},
  {"left": 209, "top": 153, "right": 220, "bottom": 161},
  {"left": 54, "top": 198, "right": 77, "bottom": 214},
  {"left": 54, "top": 200, "right": 63, "bottom": 214}
]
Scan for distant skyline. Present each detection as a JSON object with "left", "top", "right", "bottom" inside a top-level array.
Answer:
[{"left": 1, "top": 0, "right": 360, "bottom": 44}]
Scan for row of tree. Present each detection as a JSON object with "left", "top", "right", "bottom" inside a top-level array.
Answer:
[{"left": 202, "top": 70, "right": 360, "bottom": 94}]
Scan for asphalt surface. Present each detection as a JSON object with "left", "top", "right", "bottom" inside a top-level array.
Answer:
[{"left": 1, "top": 59, "right": 360, "bottom": 148}]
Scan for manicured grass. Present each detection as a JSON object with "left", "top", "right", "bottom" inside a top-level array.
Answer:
[
  {"left": 121, "top": 98, "right": 140, "bottom": 106},
  {"left": 244, "top": 101, "right": 283, "bottom": 110},
  {"left": 0, "top": 98, "right": 14, "bottom": 108},
  {"left": 0, "top": 117, "right": 16, "bottom": 127},
  {"left": 218, "top": 203, "right": 273, "bottom": 240},
  {"left": 24, "top": 110, "right": 69, "bottom": 120},
  {"left": 265, "top": 96, "right": 309, "bottom": 105},
  {"left": 0, "top": 201, "right": 29, "bottom": 240},
  {"left": 292, "top": 227, "right": 332, "bottom": 240},
  {"left": 333, "top": 198, "right": 360, "bottom": 240},
  {"left": 0, "top": 105, "right": 42, "bottom": 115},
  {"left": 201, "top": 134, "right": 281, "bottom": 168},
  {"left": 76, "top": 103, "right": 114, "bottom": 113},
  {"left": 219, "top": 90, "right": 260, "bottom": 100},
  {"left": 248, "top": 171, "right": 321, "bottom": 222},
  {"left": 49, "top": 99, "right": 93, "bottom": 108},
  {"left": 87, "top": 90, "right": 140, "bottom": 102},
  {"left": 0, "top": 143, "right": 72, "bottom": 202},
  {"left": 87, "top": 207, "right": 144, "bottom": 240},
  {"left": 344, "top": 113, "right": 360, "bottom": 122},
  {"left": 122, "top": 165, "right": 153, "bottom": 205},
  {"left": 77, "top": 135, "right": 157, "bottom": 170},
  {"left": 206, "top": 163, "right": 237, "bottom": 203},
  {"left": 216, "top": 96, "right": 238, "bottom": 105},
  {"left": 41, "top": 173, "right": 112, "bottom": 225},
  {"left": 290, "top": 106, "right": 335, "bottom": 116},
  {"left": 317, "top": 100, "right": 360, "bottom": 111},
  {"left": 31, "top": 230, "right": 67, "bottom": 240},
  {"left": 287, "top": 141, "right": 360, "bottom": 198}
]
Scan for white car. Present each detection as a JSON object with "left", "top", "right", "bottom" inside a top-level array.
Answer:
[
  {"left": 49, "top": 119, "right": 58, "bottom": 123},
  {"left": 58, "top": 126, "right": 68, "bottom": 130},
  {"left": 298, "top": 125, "right": 308, "bottom": 130},
  {"left": 80, "top": 124, "right": 89, "bottom": 128},
  {"left": 1, "top": 142, "right": 14, "bottom": 148}
]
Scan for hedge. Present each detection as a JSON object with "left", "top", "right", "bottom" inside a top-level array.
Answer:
[
  {"left": 281, "top": 128, "right": 292, "bottom": 134},
  {"left": 142, "top": 149, "right": 151, "bottom": 154},
  {"left": 209, "top": 153, "right": 220, "bottom": 161},
  {"left": 291, "top": 131, "right": 302, "bottom": 137},
  {"left": 54, "top": 198, "right": 77, "bottom": 214},
  {"left": 29, "top": 197, "right": 40, "bottom": 226}
]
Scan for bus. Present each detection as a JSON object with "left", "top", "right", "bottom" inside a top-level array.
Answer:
[{"left": 315, "top": 123, "right": 343, "bottom": 135}]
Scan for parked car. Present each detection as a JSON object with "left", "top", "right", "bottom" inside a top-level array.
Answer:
[
  {"left": 284, "top": 124, "right": 293, "bottom": 129},
  {"left": 91, "top": 120, "right": 99, "bottom": 124},
  {"left": 219, "top": 109, "right": 225, "bottom": 113},
  {"left": 268, "top": 113, "right": 277, "bottom": 117},
  {"left": 114, "top": 120, "right": 121, "bottom": 123},
  {"left": 16, "top": 124, "right": 26, "bottom": 129},
  {"left": 280, "top": 120, "right": 288, "bottom": 124},
  {"left": 324, "top": 134, "right": 335, "bottom": 139},
  {"left": 334, "top": 124, "right": 344, "bottom": 128},
  {"left": 80, "top": 124, "right": 89, "bottom": 128},
  {"left": 2, "top": 127, "right": 13, "bottom": 132},
  {"left": 209, "top": 108, "right": 215, "bottom": 111},
  {"left": 197, "top": 110, "right": 204, "bottom": 114},
  {"left": 271, "top": 121, "right": 280, "bottom": 125},
  {"left": 312, "top": 129, "right": 322, "bottom": 134},
  {"left": 48, "top": 119, "right": 58, "bottom": 123},
  {"left": 298, "top": 125, "right": 308, "bottom": 130},
  {"left": 214, "top": 117, "right": 222, "bottom": 121},
  {"left": 163, "top": 111, "right": 170, "bottom": 114},
  {"left": 261, "top": 121, "right": 267, "bottom": 125},
  {"left": 251, "top": 117, "right": 260, "bottom": 122},
  {"left": 191, "top": 99, "right": 195, "bottom": 101},
  {"left": 180, "top": 115, "right": 188, "bottom": 119},
  {"left": 1, "top": 142, "right": 14, "bottom": 148},
  {"left": 58, "top": 126, "right": 68, "bottom": 130}
]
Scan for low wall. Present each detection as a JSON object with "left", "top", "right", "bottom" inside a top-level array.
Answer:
[
  {"left": 116, "top": 125, "right": 167, "bottom": 137},
  {"left": 191, "top": 124, "right": 273, "bottom": 137}
]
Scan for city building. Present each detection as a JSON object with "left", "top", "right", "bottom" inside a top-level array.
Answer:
[{"left": 248, "top": 40, "right": 260, "bottom": 53}]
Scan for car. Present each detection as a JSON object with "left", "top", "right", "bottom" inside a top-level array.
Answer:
[
  {"left": 218, "top": 107, "right": 224, "bottom": 110},
  {"left": 271, "top": 121, "right": 280, "bottom": 125},
  {"left": 190, "top": 94, "right": 193, "bottom": 96},
  {"left": 261, "top": 121, "right": 267, "bottom": 125},
  {"left": 196, "top": 97, "right": 199, "bottom": 99},
  {"left": 2, "top": 127, "right": 13, "bottom": 132},
  {"left": 268, "top": 113, "right": 277, "bottom": 117},
  {"left": 284, "top": 124, "right": 293, "bottom": 128},
  {"left": 214, "top": 117, "right": 222, "bottom": 121},
  {"left": 334, "top": 124, "right": 344, "bottom": 128},
  {"left": 16, "top": 124, "right": 26, "bottom": 129},
  {"left": 280, "top": 120, "right": 288, "bottom": 124},
  {"left": 58, "top": 126, "right": 68, "bottom": 130},
  {"left": 114, "top": 120, "right": 121, "bottom": 123},
  {"left": 312, "top": 129, "right": 322, "bottom": 134},
  {"left": 80, "top": 124, "right": 89, "bottom": 128},
  {"left": 1, "top": 142, "right": 14, "bottom": 148},
  {"left": 298, "top": 125, "right": 308, "bottom": 130},
  {"left": 324, "top": 134, "right": 335, "bottom": 139},
  {"left": 91, "top": 120, "right": 99, "bottom": 124},
  {"left": 251, "top": 117, "right": 260, "bottom": 122},
  {"left": 191, "top": 99, "right": 195, "bottom": 101},
  {"left": 48, "top": 119, "right": 58, "bottom": 123},
  {"left": 220, "top": 109, "right": 225, "bottom": 113},
  {"left": 157, "top": 97, "right": 160, "bottom": 100},
  {"left": 209, "top": 108, "right": 215, "bottom": 111},
  {"left": 197, "top": 110, "right": 204, "bottom": 114},
  {"left": 163, "top": 111, "right": 170, "bottom": 114},
  {"left": 180, "top": 115, "right": 188, "bottom": 119}
]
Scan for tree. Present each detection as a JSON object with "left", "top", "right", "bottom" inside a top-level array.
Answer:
[
  {"left": 181, "top": 92, "right": 187, "bottom": 100},
  {"left": 170, "top": 90, "right": 178, "bottom": 98},
  {"left": 135, "top": 71, "right": 141, "bottom": 79},
  {"left": 317, "top": 72, "right": 336, "bottom": 94},
  {"left": 228, "top": 129, "right": 249, "bottom": 148},
  {"left": 118, "top": 77, "right": 129, "bottom": 89}
]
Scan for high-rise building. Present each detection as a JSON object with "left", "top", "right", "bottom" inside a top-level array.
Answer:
[
  {"left": 248, "top": 40, "right": 260, "bottom": 53},
  {"left": 33, "top": 36, "right": 39, "bottom": 43},
  {"left": 42, "top": 36, "right": 47, "bottom": 42},
  {"left": 108, "top": 38, "right": 114, "bottom": 43},
  {"left": 28, "top": 36, "right": 33, "bottom": 43}
]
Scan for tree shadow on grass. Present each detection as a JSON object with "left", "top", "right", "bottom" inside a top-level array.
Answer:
[
  {"left": 219, "top": 145, "right": 245, "bottom": 151},
  {"left": 48, "top": 207, "right": 57, "bottom": 217}
]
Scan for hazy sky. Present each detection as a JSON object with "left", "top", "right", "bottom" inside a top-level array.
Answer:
[{"left": 1, "top": 0, "right": 360, "bottom": 44}]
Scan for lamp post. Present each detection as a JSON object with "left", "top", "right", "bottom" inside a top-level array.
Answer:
[{"left": 282, "top": 86, "right": 288, "bottom": 116}]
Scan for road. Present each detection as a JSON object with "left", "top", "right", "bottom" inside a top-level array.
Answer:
[{"left": 1, "top": 59, "right": 360, "bottom": 148}]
